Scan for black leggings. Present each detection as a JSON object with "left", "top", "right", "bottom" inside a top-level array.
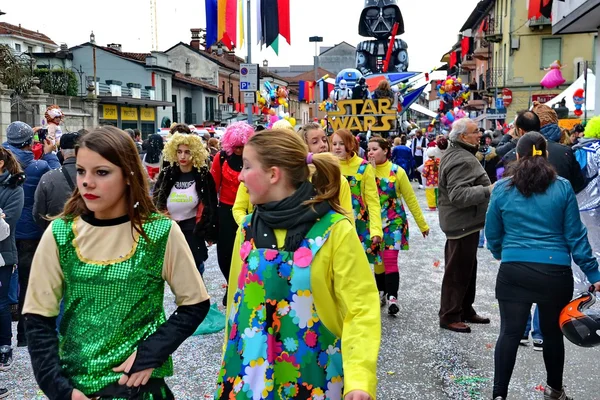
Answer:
[
  {"left": 493, "top": 300, "right": 567, "bottom": 398},
  {"left": 217, "top": 203, "right": 237, "bottom": 282}
]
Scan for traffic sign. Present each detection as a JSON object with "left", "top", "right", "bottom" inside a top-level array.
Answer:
[{"left": 240, "top": 63, "right": 259, "bottom": 92}]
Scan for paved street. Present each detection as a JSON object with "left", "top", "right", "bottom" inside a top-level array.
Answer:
[{"left": 4, "top": 184, "right": 600, "bottom": 399}]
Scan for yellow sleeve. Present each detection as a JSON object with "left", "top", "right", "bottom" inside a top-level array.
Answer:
[
  {"left": 338, "top": 175, "right": 355, "bottom": 226},
  {"left": 361, "top": 164, "right": 383, "bottom": 238},
  {"left": 222, "top": 224, "right": 243, "bottom": 353},
  {"left": 162, "top": 221, "right": 210, "bottom": 306},
  {"left": 331, "top": 222, "right": 381, "bottom": 399},
  {"left": 396, "top": 168, "right": 429, "bottom": 233},
  {"left": 23, "top": 223, "right": 62, "bottom": 317},
  {"left": 232, "top": 182, "right": 253, "bottom": 225}
]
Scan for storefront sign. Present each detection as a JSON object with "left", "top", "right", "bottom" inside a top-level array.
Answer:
[
  {"left": 103, "top": 104, "right": 118, "bottom": 120},
  {"left": 329, "top": 99, "right": 396, "bottom": 132},
  {"left": 140, "top": 107, "right": 155, "bottom": 121},
  {"left": 558, "top": 119, "right": 581, "bottom": 130},
  {"left": 121, "top": 107, "right": 138, "bottom": 121},
  {"left": 532, "top": 94, "right": 556, "bottom": 104}
]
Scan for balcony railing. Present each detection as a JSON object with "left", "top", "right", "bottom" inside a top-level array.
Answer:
[
  {"left": 576, "top": 61, "right": 597, "bottom": 78},
  {"left": 184, "top": 113, "right": 197, "bottom": 125},
  {"left": 483, "top": 17, "right": 503, "bottom": 43},
  {"left": 485, "top": 68, "right": 505, "bottom": 89},
  {"left": 529, "top": 16, "right": 552, "bottom": 28}
]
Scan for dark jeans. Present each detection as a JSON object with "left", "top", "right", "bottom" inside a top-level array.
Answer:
[
  {"left": 439, "top": 231, "right": 479, "bottom": 324},
  {"left": 493, "top": 300, "right": 568, "bottom": 398},
  {"left": 413, "top": 155, "right": 423, "bottom": 184},
  {"left": 17, "top": 239, "right": 39, "bottom": 344},
  {"left": 0, "top": 265, "right": 13, "bottom": 346},
  {"left": 217, "top": 203, "right": 237, "bottom": 283}
]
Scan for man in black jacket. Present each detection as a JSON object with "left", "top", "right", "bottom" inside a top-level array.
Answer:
[{"left": 502, "top": 108, "right": 585, "bottom": 193}]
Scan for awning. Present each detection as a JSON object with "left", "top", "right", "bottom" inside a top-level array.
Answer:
[
  {"left": 409, "top": 103, "right": 437, "bottom": 118},
  {"left": 98, "top": 96, "right": 175, "bottom": 107}
]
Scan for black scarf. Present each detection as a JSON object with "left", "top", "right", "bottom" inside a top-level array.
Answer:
[{"left": 249, "top": 181, "right": 331, "bottom": 252}]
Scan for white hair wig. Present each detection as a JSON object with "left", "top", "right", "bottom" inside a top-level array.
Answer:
[{"left": 449, "top": 118, "right": 473, "bottom": 142}]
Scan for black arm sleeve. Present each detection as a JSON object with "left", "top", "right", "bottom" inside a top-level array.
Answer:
[
  {"left": 129, "top": 299, "right": 210, "bottom": 373},
  {"left": 24, "top": 314, "right": 74, "bottom": 400}
]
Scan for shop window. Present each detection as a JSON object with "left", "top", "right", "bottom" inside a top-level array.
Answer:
[
  {"left": 121, "top": 122, "right": 138, "bottom": 131},
  {"left": 541, "top": 38, "right": 561, "bottom": 69},
  {"left": 141, "top": 123, "right": 155, "bottom": 139}
]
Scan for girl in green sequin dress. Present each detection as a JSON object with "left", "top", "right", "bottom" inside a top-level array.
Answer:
[{"left": 23, "top": 127, "right": 210, "bottom": 400}]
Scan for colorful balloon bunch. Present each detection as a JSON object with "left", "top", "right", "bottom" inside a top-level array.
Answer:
[
  {"left": 267, "top": 113, "right": 297, "bottom": 129},
  {"left": 440, "top": 107, "right": 467, "bottom": 127},
  {"left": 573, "top": 88, "right": 585, "bottom": 117},
  {"left": 436, "top": 77, "right": 471, "bottom": 111},
  {"left": 319, "top": 100, "right": 335, "bottom": 112},
  {"left": 257, "top": 81, "right": 289, "bottom": 117}
]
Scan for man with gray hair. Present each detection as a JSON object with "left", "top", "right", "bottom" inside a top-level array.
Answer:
[
  {"left": 33, "top": 132, "right": 79, "bottom": 230},
  {"left": 438, "top": 118, "right": 492, "bottom": 333}
]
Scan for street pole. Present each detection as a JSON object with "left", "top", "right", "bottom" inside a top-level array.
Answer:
[
  {"left": 246, "top": 0, "right": 254, "bottom": 124},
  {"left": 584, "top": 61, "right": 588, "bottom": 121},
  {"left": 309, "top": 36, "right": 323, "bottom": 121}
]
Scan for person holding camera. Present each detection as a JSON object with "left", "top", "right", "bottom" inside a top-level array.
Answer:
[{"left": 2, "top": 122, "right": 60, "bottom": 348}]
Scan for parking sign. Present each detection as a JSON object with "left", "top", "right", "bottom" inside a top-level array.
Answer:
[{"left": 240, "top": 63, "right": 259, "bottom": 92}]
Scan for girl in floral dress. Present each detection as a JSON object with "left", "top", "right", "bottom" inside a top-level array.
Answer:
[
  {"left": 216, "top": 130, "right": 381, "bottom": 400},
  {"left": 331, "top": 130, "right": 383, "bottom": 263},
  {"left": 422, "top": 147, "right": 441, "bottom": 211},
  {"left": 367, "top": 137, "right": 429, "bottom": 315}
]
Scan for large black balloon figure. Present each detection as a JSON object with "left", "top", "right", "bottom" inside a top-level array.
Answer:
[{"left": 356, "top": 0, "right": 409, "bottom": 75}]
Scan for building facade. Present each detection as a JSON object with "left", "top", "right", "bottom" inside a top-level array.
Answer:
[{"left": 0, "top": 22, "right": 57, "bottom": 54}]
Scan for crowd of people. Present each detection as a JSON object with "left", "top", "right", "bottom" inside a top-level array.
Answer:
[{"left": 0, "top": 103, "right": 595, "bottom": 399}]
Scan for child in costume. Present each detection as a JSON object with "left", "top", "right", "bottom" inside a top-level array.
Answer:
[
  {"left": 23, "top": 127, "right": 210, "bottom": 400},
  {"left": 331, "top": 129, "right": 383, "bottom": 262},
  {"left": 216, "top": 130, "right": 381, "bottom": 400},
  {"left": 422, "top": 147, "right": 440, "bottom": 211},
  {"left": 367, "top": 137, "right": 429, "bottom": 315}
]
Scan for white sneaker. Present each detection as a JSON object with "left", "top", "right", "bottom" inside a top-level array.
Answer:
[
  {"left": 520, "top": 335, "right": 529, "bottom": 345},
  {"left": 533, "top": 339, "right": 543, "bottom": 351},
  {"left": 418, "top": 184, "right": 423, "bottom": 189},
  {"left": 379, "top": 291, "right": 386, "bottom": 307},
  {"left": 387, "top": 296, "right": 400, "bottom": 315}
]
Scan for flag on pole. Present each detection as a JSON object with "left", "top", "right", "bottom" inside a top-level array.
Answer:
[
  {"left": 205, "top": 0, "right": 218, "bottom": 48},
  {"left": 225, "top": 0, "right": 237, "bottom": 48},
  {"left": 218, "top": 0, "right": 228, "bottom": 46},
  {"left": 238, "top": 0, "right": 244, "bottom": 48},
  {"left": 277, "top": 0, "right": 291, "bottom": 45},
  {"left": 264, "top": 0, "right": 280, "bottom": 48},
  {"left": 257, "top": 0, "right": 264, "bottom": 46},
  {"left": 528, "top": 0, "right": 542, "bottom": 19}
]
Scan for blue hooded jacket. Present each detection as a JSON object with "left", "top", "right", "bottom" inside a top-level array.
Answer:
[
  {"left": 540, "top": 123, "right": 562, "bottom": 143},
  {"left": 2, "top": 143, "right": 60, "bottom": 240}
]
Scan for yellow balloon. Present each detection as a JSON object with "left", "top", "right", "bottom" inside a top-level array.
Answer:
[{"left": 289, "top": 117, "right": 296, "bottom": 126}]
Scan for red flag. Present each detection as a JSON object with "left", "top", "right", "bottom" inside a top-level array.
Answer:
[
  {"left": 528, "top": 0, "right": 542, "bottom": 19},
  {"left": 225, "top": 0, "right": 237, "bottom": 48},
  {"left": 540, "top": 0, "right": 553, "bottom": 19},
  {"left": 449, "top": 52, "right": 457, "bottom": 68},
  {"left": 277, "top": 0, "right": 291, "bottom": 45},
  {"left": 461, "top": 37, "right": 470, "bottom": 56},
  {"left": 478, "top": 19, "right": 487, "bottom": 33}
]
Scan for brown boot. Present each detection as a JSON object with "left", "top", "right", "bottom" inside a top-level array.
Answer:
[
  {"left": 544, "top": 385, "right": 572, "bottom": 400},
  {"left": 440, "top": 322, "right": 471, "bottom": 333}
]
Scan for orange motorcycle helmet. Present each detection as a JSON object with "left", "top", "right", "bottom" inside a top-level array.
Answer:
[{"left": 559, "top": 289, "right": 600, "bottom": 348}]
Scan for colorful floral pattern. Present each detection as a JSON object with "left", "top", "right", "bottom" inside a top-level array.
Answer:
[
  {"left": 422, "top": 159, "right": 440, "bottom": 188},
  {"left": 216, "top": 212, "right": 345, "bottom": 400},
  {"left": 345, "top": 162, "right": 373, "bottom": 260},
  {"left": 375, "top": 164, "right": 409, "bottom": 263}
]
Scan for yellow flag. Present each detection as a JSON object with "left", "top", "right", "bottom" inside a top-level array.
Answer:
[
  {"left": 218, "top": 0, "right": 227, "bottom": 43},
  {"left": 238, "top": 0, "right": 244, "bottom": 48}
]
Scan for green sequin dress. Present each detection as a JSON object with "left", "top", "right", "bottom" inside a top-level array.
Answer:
[{"left": 52, "top": 215, "right": 173, "bottom": 398}]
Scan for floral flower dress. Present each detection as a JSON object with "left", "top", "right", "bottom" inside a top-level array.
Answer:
[
  {"left": 375, "top": 163, "right": 409, "bottom": 263},
  {"left": 345, "top": 161, "right": 374, "bottom": 260},
  {"left": 215, "top": 211, "right": 346, "bottom": 400}
]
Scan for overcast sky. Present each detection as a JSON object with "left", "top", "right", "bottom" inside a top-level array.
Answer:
[{"left": 2, "top": 0, "right": 480, "bottom": 72}]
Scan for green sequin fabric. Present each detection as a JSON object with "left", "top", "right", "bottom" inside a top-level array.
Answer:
[{"left": 52, "top": 214, "right": 173, "bottom": 395}]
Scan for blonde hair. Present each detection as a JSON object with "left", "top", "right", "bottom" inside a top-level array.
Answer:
[
  {"left": 393, "top": 137, "right": 401, "bottom": 146},
  {"left": 298, "top": 122, "right": 329, "bottom": 151},
  {"left": 246, "top": 129, "right": 343, "bottom": 214},
  {"left": 163, "top": 133, "right": 209, "bottom": 169}
]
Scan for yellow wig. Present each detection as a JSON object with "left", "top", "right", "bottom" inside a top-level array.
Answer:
[{"left": 163, "top": 133, "right": 209, "bottom": 170}]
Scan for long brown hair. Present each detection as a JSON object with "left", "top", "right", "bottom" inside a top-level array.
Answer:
[
  {"left": 0, "top": 147, "right": 23, "bottom": 175},
  {"left": 332, "top": 129, "right": 357, "bottom": 158},
  {"left": 61, "top": 126, "right": 159, "bottom": 241},
  {"left": 246, "top": 129, "right": 344, "bottom": 215}
]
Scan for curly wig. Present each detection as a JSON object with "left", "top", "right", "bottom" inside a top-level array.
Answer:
[
  {"left": 584, "top": 116, "right": 600, "bottom": 139},
  {"left": 163, "top": 133, "right": 209, "bottom": 170},
  {"left": 221, "top": 122, "right": 254, "bottom": 155}
]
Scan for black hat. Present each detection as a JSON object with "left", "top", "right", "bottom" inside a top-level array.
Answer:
[{"left": 60, "top": 132, "right": 80, "bottom": 150}]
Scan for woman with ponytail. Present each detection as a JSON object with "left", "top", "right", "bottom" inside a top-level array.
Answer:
[
  {"left": 487, "top": 131, "right": 600, "bottom": 400},
  {"left": 217, "top": 130, "right": 380, "bottom": 400},
  {"left": 367, "top": 137, "right": 429, "bottom": 315},
  {"left": 331, "top": 129, "right": 383, "bottom": 263}
]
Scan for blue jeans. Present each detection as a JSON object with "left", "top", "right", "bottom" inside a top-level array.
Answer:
[
  {"left": 524, "top": 304, "right": 543, "bottom": 340},
  {"left": 8, "top": 267, "right": 17, "bottom": 304},
  {"left": 0, "top": 265, "right": 13, "bottom": 346},
  {"left": 478, "top": 230, "right": 485, "bottom": 247}
]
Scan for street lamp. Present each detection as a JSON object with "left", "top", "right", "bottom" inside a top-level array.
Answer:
[
  {"left": 90, "top": 31, "right": 97, "bottom": 98},
  {"left": 309, "top": 36, "right": 323, "bottom": 119}
]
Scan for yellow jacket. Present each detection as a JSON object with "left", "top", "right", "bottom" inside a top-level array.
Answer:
[
  {"left": 338, "top": 154, "right": 383, "bottom": 238},
  {"left": 375, "top": 161, "right": 429, "bottom": 233},
  {"left": 226, "top": 218, "right": 381, "bottom": 399},
  {"left": 232, "top": 176, "right": 355, "bottom": 226}
]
